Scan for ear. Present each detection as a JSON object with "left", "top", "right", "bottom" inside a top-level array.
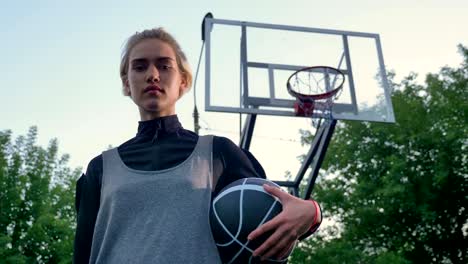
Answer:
[
  {"left": 123, "top": 78, "right": 131, "bottom": 96},
  {"left": 178, "top": 76, "right": 189, "bottom": 98}
]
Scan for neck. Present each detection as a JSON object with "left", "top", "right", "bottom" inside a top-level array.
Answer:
[
  {"left": 136, "top": 115, "right": 181, "bottom": 139},
  {"left": 139, "top": 107, "right": 176, "bottom": 121}
]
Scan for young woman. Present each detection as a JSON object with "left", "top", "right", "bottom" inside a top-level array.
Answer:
[{"left": 74, "top": 28, "right": 322, "bottom": 264}]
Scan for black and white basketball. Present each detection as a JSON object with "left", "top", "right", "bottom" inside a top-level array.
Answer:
[{"left": 210, "top": 178, "right": 290, "bottom": 264}]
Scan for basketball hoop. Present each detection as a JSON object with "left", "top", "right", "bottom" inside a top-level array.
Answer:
[{"left": 287, "top": 66, "right": 345, "bottom": 127}]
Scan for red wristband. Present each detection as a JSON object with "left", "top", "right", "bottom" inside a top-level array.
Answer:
[{"left": 308, "top": 200, "right": 321, "bottom": 233}]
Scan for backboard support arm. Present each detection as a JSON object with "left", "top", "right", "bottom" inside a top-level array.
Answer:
[
  {"left": 240, "top": 116, "right": 337, "bottom": 199},
  {"left": 240, "top": 113, "right": 257, "bottom": 150},
  {"left": 302, "top": 120, "right": 336, "bottom": 199}
]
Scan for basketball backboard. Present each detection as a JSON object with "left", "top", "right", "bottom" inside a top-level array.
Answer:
[{"left": 203, "top": 18, "right": 395, "bottom": 123}]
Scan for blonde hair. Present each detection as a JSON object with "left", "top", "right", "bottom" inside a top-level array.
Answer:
[{"left": 119, "top": 27, "right": 193, "bottom": 96}]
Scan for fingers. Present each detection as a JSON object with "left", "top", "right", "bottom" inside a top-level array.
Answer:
[
  {"left": 253, "top": 227, "right": 297, "bottom": 261},
  {"left": 248, "top": 185, "right": 312, "bottom": 261},
  {"left": 263, "top": 237, "right": 295, "bottom": 261},
  {"left": 248, "top": 213, "right": 282, "bottom": 241},
  {"left": 263, "top": 184, "right": 288, "bottom": 201},
  {"left": 252, "top": 230, "right": 280, "bottom": 259},
  {"left": 278, "top": 240, "right": 296, "bottom": 259},
  {"left": 251, "top": 218, "right": 295, "bottom": 257}
]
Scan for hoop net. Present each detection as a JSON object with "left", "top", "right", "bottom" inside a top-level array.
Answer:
[{"left": 287, "top": 66, "right": 345, "bottom": 127}]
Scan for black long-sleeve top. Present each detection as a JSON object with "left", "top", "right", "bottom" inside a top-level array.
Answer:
[{"left": 73, "top": 115, "right": 268, "bottom": 263}]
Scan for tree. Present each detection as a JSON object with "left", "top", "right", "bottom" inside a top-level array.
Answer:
[
  {"left": 290, "top": 45, "right": 467, "bottom": 263},
  {"left": 0, "top": 127, "right": 81, "bottom": 263}
]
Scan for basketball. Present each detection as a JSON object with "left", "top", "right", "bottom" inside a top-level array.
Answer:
[{"left": 210, "top": 178, "right": 291, "bottom": 264}]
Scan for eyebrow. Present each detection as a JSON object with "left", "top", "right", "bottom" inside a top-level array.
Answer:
[{"left": 131, "top": 57, "right": 175, "bottom": 64}]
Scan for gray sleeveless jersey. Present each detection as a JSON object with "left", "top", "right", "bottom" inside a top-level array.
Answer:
[{"left": 89, "top": 135, "right": 221, "bottom": 264}]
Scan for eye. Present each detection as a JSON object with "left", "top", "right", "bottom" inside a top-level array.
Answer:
[
  {"left": 131, "top": 61, "right": 148, "bottom": 72},
  {"left": 135, "top": 66, "right": 144, "bottom": 71},
  {"left": 157, "top": 64, "right": 172, "bottom": 71}
]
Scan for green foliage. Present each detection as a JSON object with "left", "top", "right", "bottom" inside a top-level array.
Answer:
[
  {"left": 0, "top": 127, "right": 80, "bottom": 263},
  {"left": 292, "top": 45, "right": 468, "bottom": 263},
  {"left": 291, "top": 238, "right": 366, "bottom": 263}
]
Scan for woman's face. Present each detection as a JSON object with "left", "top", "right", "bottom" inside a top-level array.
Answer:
[{"left": 124, "top": 38, "right": 187, "bottom": 120}]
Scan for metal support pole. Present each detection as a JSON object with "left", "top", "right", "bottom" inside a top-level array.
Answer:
[
  {"left": 293, "top": 123, "right": 327, "bottom": 184},
  {"left": 273, "top": 120, "right": 337, "bottom": 198},
  {"left": 302, "top": 120, "right": 337, "bottom": 200},
  {"left": 240, "top": 114, "right": 257, "bottom": 150}
]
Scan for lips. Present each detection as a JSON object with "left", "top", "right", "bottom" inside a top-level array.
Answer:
[{"left": 144, "top": 85, "right": 164, "bottom": 94}]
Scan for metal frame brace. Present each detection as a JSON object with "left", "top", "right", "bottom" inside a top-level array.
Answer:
[{"left": 240, "top": 115, "right": 337, "bottom": 200}]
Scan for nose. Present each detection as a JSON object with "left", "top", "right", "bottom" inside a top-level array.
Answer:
[{"left": 146, "top": 65, "right": 160, "bottom": 83}]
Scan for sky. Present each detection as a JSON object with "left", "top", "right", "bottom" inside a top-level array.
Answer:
[{"left": 1, "top": 0, "right": 467, "bottom": 182}]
